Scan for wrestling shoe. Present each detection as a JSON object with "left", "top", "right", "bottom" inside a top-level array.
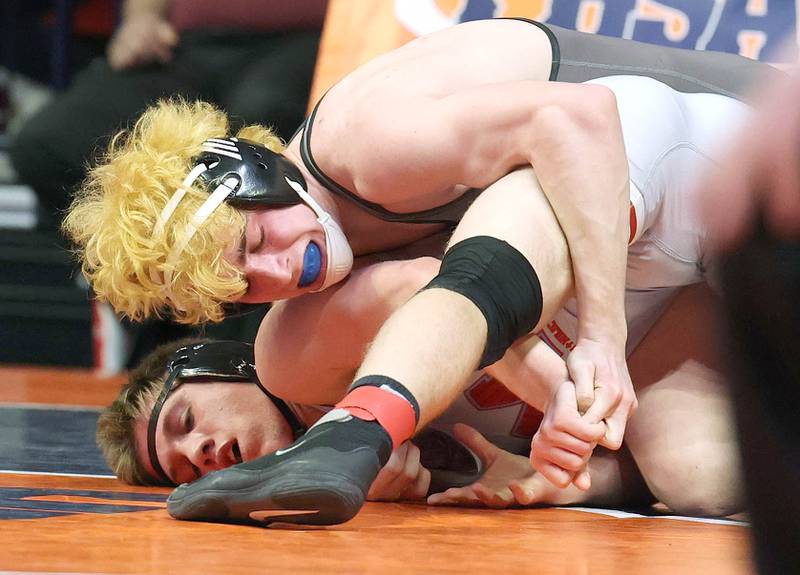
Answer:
[{"left": 166, "top": 409, "right": 392, "bottom": 526}]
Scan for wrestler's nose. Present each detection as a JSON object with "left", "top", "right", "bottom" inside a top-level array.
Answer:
[
  {"left": 244, "top": 252, "right": 293, "bottom": 285},
  {"left": 188, "top": 436, "right": 220, "bottom": 473}
]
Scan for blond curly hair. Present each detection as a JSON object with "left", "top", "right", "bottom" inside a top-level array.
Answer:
[{"left": 63, "top": 98, "right": 285, "bottom": 323}]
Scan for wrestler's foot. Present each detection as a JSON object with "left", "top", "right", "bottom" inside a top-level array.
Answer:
[{"left": 166, "top": 409, "right": 392, "bottom": 526}]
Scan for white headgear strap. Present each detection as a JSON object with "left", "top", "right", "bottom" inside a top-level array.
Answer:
[
  {"left": 150, "top": 138, "right": 353, "bottom": 303},
  {"left": 283, "top": 176, "right": 353, "bottom": 291}
]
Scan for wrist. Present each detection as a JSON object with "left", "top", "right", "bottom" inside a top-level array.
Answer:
[{"left": 575, "top": 327, "right": 628, "bottom": 352}]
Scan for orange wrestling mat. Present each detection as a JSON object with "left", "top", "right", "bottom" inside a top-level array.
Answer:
[
  {"left": 0, "top": 1, "right": 765, "bottom": 572},
  {"left": 0, "top": 365, "right": 752, "bottom": 574}
]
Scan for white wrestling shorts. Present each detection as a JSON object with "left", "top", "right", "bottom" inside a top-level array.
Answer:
[{"left": 540, "top": 75, "right": 751, "bottom": 358}]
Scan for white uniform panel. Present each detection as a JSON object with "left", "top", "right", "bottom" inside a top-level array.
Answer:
[{"left": 542, "top": 76, "right": 750, "bottom": 359}]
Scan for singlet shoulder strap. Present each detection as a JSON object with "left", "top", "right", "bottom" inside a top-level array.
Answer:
[
  {"left": 299, "top": 95, "right": 481, "bottom": 225},
  {"left": 499, "top": 17, "right": 561, "bottom": 81}
]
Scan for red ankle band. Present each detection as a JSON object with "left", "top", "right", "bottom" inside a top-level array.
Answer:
[{"left": 335, "top": 386, "right": 417, "bottom": 449}]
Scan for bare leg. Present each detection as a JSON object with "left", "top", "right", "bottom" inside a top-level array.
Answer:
[
  {"left": 356, "top": 168, "right": 573, "bottom": 427},
  {"left": 625, "top": 283, "right": 743, "bottom": 517}
]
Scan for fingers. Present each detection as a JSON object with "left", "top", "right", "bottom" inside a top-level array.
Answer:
[
  {"left": 530, "top": 443, "right": 592, "bottom": 491},
  {"left": 452, "top": 423, "right": 497, "bottom": 467},
  {"left": 107, "top": 17, "right": 178, "bottom": 70},
  {"left": 508, "top": 478, "right": 549, "bottom": 506},
  {"left": 530, "top": 435, "right": 590, "bottom": 489},
  {"left": 427, "top": 483, "right": 514, "bottom": 509},
  {"left": 531, "top": 381, "right": 605, "bottom": 488},
  {"left": 427, "top": 486, "right": 481, "bottom": 507},
  {"left": 107, "top": 37, "right": 132, "bottom": 70},
  {"left": 157, "top": 22, "right": 179, "bottom": 47},
  {"left": 596, "top": 399, "right": 635, "bottom": 450},
  {"left": 368, "top": 442, "right": 429, "bottom": 501},
  {"left": 572, "top": 468, "right": 591, "bottom": 491},
  {"left": 508, "top": 481, "right": 537, "bottom": 506},
  {"left": 472, "top": 483, "right": 515, "bottom": 509},
  {"left": 551, "top": 382, "right": 606, "bottom": 443},
  {"left": 582, "top": 381, "right": 623, "bottom": 426},
  {"left": 531, "top": 434, "right": 586, "bottom": 471},
  {"left": 154, "top": 22, "right": 179, "bottom": 63},
  {"left": 531, "top": 459, "right": 573, "bottom": 489},
  {"left": 402, "top": 466, "right": 431, "bottom": 501}
]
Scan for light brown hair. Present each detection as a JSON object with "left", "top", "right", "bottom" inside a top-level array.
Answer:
[{"left": 96, "top": 338, "right": 206, "bottom": 485}]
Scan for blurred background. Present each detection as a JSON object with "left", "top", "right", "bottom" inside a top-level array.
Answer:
[{"left": 0, "top": 0, "right": 797, "bottom": 373}]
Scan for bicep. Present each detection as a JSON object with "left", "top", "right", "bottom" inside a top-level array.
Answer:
[
  {"left": 351, "top": 86, "right": 533, "bottom": 205},
  {"left": 353, "top": 81, "right": 615, "bottom": 207}
]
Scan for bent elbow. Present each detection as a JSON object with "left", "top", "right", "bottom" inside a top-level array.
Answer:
[{"left": 537, "top": 83, "right": 620, "bottom": 135}]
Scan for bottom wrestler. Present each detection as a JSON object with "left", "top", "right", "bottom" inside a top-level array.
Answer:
[{"left": 99, "top": 259, "right": 740, "bottom": 519}]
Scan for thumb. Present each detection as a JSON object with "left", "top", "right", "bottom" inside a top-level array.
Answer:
[
  {"left": 452, "top": 423, "right": 497, "bottom": 467},
  {"left": 508, "top": 475, "right": 547, "bottom": 506},
  {"left": 566, "top": 357, "right": 595, "bottom": 415},
  {"left": 553, "top": 380, "right": 579, "bottom": 412}
]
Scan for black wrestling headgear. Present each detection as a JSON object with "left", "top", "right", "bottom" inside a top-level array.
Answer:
[
  {"left": 146, "top": 340, "right": 306, "bottom": 485},
  {"left": 154, "top": 137, "right": 354, "bottom": 294},
  {"left": 196, "top": 138, "right": 308, "bottom": 208}
]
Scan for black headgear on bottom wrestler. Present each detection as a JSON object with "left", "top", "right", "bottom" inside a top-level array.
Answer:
[{"left": 145, "top": 340, "right": 306, "bottom": 486}]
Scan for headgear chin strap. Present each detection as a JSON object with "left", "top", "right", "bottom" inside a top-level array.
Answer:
[
  {"left": 150, "top": 137, "right": 353, "bottom": 300},
  {"left": 281, "top": 176, "right": 353, "bottom": 291},
  {"left": 145, "top": 340, "right": 306, "bottom": 485}
]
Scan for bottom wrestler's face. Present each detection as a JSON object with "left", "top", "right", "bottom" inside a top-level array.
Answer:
[
  {"left": 224, "top": 205, "right": 328, "bottom": 303},
  {"left": 135, "top": 380, "right": 294, "bottom": 485}
]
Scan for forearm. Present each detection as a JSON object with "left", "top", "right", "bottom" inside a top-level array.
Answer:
[
  {"left": 486, "top": 334, "right": 567, "bottom": 412},
  {"left": 527, "top": 88, "right": 630, "bottom": 345}
]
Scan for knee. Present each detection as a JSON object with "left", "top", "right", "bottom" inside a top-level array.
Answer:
[{"left": 640, "top": 446, "right": 744, "bottom": 517}]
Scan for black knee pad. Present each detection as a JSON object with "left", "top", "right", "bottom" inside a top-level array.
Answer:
[{"left": 421, "top": 236, "right": 543, "bottom": 368}]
